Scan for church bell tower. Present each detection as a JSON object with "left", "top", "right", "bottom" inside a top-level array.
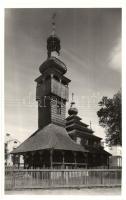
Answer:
[{"left": 35, "top": 14, "right": 71, "bottom": 129}]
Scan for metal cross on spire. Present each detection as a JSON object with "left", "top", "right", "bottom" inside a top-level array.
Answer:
[
  {"left": 71, "top": 93, "right": 75, "bottom": 107},
  {"left": 72, "top": 92, "right": 74, "bottom": 101},
  {"left": 90, "top": 121, "right": 92, "bottom": 130},
  {"left": 52, "top": 13, "right": 56, "bottom": 35}
]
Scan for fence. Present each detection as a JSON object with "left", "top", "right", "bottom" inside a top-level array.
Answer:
[{"left": 5, "top": 168, "right": 121, "bottom": 190}]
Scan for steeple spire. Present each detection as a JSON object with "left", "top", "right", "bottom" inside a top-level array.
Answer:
[
  {"left": 52, "top": 13, "right": 56, "bottom": 36},
  {"left": 90, "top": 121, "right": 92, "bottom": 130},
  {"left": 72, "top": 92, "right": 74, "bottom": 101},
  {"left": 47, "top": 13, "right": 61, "bottom": 58},
  {"left": 71, "top": 93, "right": 75, "bottom": 107}
]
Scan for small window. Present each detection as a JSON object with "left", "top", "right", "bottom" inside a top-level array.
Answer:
[
  {"left": 57, "top": 103, "right": 61, "bottom": 115},
  {"left": 94, "top": 141, "right": 97, "bottom": 146},
  {"left": 85, "top": 139, "right": 88, "bottom": 145},
  {"left": 76, "top": 137, "right": 81, "bottom": 145}
]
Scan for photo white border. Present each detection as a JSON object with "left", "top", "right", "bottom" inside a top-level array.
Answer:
[{"left": 0, "top": 0, "right": 126, "bottom": 200}]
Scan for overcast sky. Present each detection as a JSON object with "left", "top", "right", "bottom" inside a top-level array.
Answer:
[{"left": 5, "top": 8, "right": 121, "bottom": 143}]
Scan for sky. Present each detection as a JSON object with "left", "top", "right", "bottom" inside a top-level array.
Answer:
[{"left": 4, "top": 8, "right": 121, "bottom": 143}]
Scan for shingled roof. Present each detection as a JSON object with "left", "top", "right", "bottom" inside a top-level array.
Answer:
[{"left": 11, "top": 123, "right": 87, "bottom": 154}]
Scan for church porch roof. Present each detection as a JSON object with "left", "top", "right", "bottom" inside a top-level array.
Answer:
[{"left": 11, "top": 123, "right": 88, "bottom": 154}]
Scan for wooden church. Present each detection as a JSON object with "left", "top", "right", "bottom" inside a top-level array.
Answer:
[{"left": 11, "top": 17, "right": 110, "bottom": 169}]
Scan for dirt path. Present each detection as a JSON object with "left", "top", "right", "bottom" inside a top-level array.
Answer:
[{"left": 5, "top": 187, "right": 121, "bottom": 195}]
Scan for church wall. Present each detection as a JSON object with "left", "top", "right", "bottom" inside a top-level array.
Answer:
[
  {"left": 38, "top": 97, "right": 51, "bottom": 129},
  {"left": 51, "top": 98, "right": 66, "bottom": 126}
]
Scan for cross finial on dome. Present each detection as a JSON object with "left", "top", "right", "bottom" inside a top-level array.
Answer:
[
  {"left": 71, "top": 93, "right": 75, "bottom": 107},
  {"left": 72, "top": 92, "right": 74, "bottom": 101},
  {"left": 90, "top": 121, "right": 92, "bottom": 130},
  {"left": 52, "top": 13, "right": 56, "bottom": 35}
]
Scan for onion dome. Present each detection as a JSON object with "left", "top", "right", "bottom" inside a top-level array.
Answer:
[
  {"left": 39, "top": 57, "right": 67, "bottom": 74},
  {"left": 39, "top": 13, "right": 67, "bottom": 75},
  {"left": 68, "top": 93, "right": 78, "bottom": 116},
  {"left": 68, "top": 106, "right": 78, "bottom": 116},
  {"left": 47, "top": 35, "right": 60, "bottom": 58}
]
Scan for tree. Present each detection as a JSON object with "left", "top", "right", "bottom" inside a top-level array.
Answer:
[{"left": 97, "top": 90, "right": 122, "bottom": 146}]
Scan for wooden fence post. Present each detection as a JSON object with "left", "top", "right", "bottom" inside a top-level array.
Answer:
[{"left": 5, "top": 168, "right": 122, "bottom": 190}]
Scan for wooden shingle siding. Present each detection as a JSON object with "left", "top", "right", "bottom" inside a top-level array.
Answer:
[
  {"left": 51, "top": 78, "right": 69, "bottom": 101},
  {"left": 36, "top": 79, "right": 51, "bottom": 100},
  {"left": 51, "top": 98, "right": 66, "bottom": 126}
]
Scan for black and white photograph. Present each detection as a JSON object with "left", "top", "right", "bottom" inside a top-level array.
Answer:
[{"left": 3, "top": 6, "right": 122, "bottom": 196}]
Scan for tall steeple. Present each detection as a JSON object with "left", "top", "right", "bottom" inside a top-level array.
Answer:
[{"left": 35, "top": 15, "right": 71, "bottom": 129}]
